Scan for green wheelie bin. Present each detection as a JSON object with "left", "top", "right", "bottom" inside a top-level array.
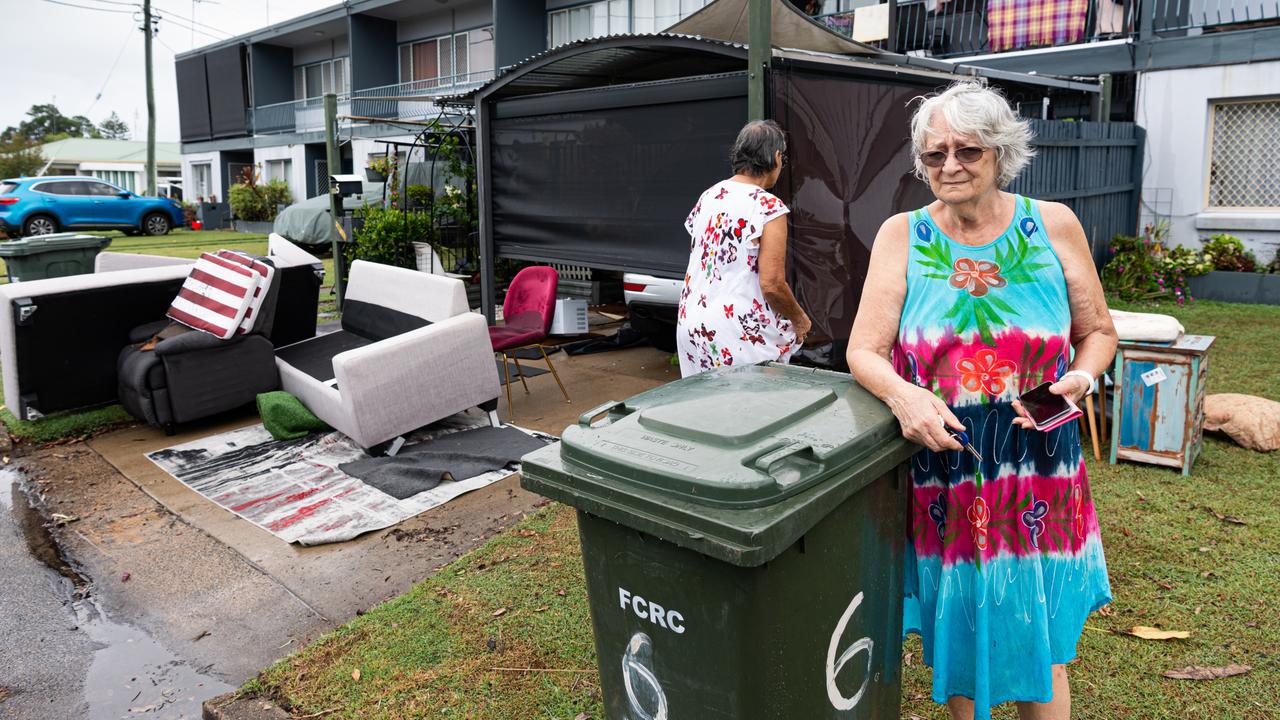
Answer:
[
  {"left": 0, "top": 233, "right": 113, "bottom": 282},
  {"left": 520, "top": 362, "right": 919, "bottom": 719}
]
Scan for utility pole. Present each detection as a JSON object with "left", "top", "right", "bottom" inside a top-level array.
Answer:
[
  {"left": 747, "top": 0, "right": 771, "bottom": 121},
  {"left": 143, "top": 0, "right": 156, "bottom": 196},
  {"left": 324, "top": 92, "right": 345, "bottom": 306}
]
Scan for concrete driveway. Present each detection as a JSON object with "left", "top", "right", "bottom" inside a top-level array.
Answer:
[{"left": 6, "top": 344, "right": 678, "bottom": 709}]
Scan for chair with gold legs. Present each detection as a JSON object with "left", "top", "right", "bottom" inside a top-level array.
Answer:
[{"left": 488, "top": 266, "right": 571, "bottom": 416}]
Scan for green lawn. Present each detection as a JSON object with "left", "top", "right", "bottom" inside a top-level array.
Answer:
[
  {"left": 0, "top": 229, "right": 339, "bottom": 442},
  {"left": 250, "top": 298, "right": 1280, "bottom": 719}
]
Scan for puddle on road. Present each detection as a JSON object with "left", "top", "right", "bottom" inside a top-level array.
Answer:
[{"left": 2, "top": 466, "right": 234, "bottom": 718}]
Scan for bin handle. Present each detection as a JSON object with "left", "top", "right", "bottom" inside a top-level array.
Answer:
[
  {"left": 579, "top": 400, "right": 629, "bottom": 428},
  {"left": 753, "top": 442, "right": 821, "bottom": 488}
]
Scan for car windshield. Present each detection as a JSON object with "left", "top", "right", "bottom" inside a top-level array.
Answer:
[{"left": 0, "top": 182, "right": 17, "bottom": 195}]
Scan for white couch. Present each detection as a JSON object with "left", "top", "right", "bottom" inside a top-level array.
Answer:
[{"left": 274, "top": 260, "right": 501, "bottom": 449}]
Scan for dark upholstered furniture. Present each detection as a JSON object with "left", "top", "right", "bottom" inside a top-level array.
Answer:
[{"left": 116, "top": 258, "right": 281, "bottom": 433}]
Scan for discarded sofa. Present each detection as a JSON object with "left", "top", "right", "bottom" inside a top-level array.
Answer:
[
  {"left": 0, "top": 234, "right": 323, "bottom": 421},
  {"left": 274, "top": 260, "right": 501, "bottom": 449}
]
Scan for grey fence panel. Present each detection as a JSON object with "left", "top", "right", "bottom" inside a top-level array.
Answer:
[{"left": 1008, "top": 119, "right": 1143, "bottom": 268}]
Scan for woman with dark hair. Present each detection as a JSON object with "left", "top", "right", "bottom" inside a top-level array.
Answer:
[{"left": 675, "top": 120, "right": 811, "bottom": 377}]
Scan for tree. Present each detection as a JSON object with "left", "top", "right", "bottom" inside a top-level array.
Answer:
[
  {"left": 98, "top": 112, "right": 131, "bottom": 140},
  {"left": 0, "top": 136, "right": 45, "bottom": 179},
  {"left": 1, "top": 104, "right": 101, "bottom": 143}
]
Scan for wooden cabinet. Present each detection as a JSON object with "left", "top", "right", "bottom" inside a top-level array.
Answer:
[{"left": 1109, "top": 335, "right": 1214, "bottom": 475}]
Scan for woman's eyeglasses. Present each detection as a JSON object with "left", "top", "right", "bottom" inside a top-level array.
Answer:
[{"left": 919, "top": 146, "right": 987, "bottom": 168}]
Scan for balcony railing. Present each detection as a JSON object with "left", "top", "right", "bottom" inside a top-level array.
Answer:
[
  {"left": 246, "top": 70, "right": 495, "bottom": 136},
  {"left": 815, "top": 0, "right": 1277, "bottom": 58},
  {"left": 348, "top": 71, "right": 496, "bottom": 122}
]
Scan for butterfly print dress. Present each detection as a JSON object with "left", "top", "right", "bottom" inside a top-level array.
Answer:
[{"left": 676, "top": 180, "right": 796, "bottom": 377}]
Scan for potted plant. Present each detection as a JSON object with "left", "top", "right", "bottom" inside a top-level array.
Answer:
[{"left": 366, "top": 155, "right": 394, "bottom": 183}]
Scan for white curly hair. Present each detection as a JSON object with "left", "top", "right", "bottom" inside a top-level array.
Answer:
[{"left": 910, "top": 80, "right": 1034, "bottom": 188}]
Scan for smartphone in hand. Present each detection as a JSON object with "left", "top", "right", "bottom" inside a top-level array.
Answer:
[{"left": 1018, "top": 381, "right": 1083, "bottom": 432}]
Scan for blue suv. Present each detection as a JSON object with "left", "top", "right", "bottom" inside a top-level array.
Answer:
[{"left": 0, "top": 176, "right": 185, "bottom": 237}]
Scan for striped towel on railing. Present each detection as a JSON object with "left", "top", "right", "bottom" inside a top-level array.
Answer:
[
  {"left": 987, "top": 0, "right": 1088, "bottom": 52},
  {"left": 166, "top": 251, "right": 261, "bottom": 339}
]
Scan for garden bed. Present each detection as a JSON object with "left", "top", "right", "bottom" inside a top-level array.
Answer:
[{"left": 1186, "top": 271, "right": 1280, "bottom": 305}]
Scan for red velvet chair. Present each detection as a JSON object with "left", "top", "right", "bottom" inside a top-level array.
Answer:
[{"left": 489, "top": 266, "right": 570, "bottom": 415}]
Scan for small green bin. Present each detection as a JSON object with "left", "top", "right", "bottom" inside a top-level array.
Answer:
[
  {"left": 0, "top": 233, "right": 113, "bottom": 282},
  {"left": 520, "top": 362, "right": 918, "bottom": 719}
]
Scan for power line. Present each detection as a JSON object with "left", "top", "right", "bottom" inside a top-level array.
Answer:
[
  {"left": 81, "top": 0, "right": 233, "bottom": 37},
  {"left": 41, "top": 0, "right": 135, "bottom": 13},
  {"left": 84, "top": 27, "right": 135, "bottom": 117},
  {"left": 157, "top": 14, "right": 225, "bottom": 41}
]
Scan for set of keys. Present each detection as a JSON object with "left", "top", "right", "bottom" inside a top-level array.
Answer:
[{"left": 940, "top": 417, "right": 983, "bottom": 463}]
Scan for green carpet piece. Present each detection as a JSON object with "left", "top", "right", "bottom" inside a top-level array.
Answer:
[{"left": 257, "top": 391, "right": 331, "bottom": 441}]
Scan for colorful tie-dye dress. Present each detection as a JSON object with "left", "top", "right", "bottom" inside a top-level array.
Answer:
[{"left": 893, "top": 196, "right": 1111, "bottom": 718}]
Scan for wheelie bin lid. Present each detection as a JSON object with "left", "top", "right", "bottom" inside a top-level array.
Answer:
[
  {"left": 0, "top": 233, "right": 113, "bottom": 256},
  {"left": 519, "top": 363, "right": 918, "bottom": 566}
]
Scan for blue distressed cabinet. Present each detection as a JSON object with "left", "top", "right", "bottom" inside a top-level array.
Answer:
[{"left": 1109, "top": 335, "right": 1214, "bottom": 475}]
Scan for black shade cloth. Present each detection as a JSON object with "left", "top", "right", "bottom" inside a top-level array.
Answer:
[{"left": 339, "top": 426, "right": 552, "bottom": 500}]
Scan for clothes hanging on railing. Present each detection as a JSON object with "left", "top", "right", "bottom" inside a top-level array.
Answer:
[{"left": 986, "top": 0, "right": 1089, "bottom": 51}]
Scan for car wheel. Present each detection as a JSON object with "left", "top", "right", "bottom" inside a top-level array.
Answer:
[
  {"left": 142, "top": 213, "right": 170, "bottom": 236},
  {"left": 22, "top": 214, "right": 58, "bottom": 237}
]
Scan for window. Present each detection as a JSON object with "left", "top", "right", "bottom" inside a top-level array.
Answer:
[
  {"left": 192, "top": 163, "right": 212, "bottom": 200},
  {"left": 34, "top": 181, "right": 80, "bottom": 195},
  {"left": 295, "top": 58, "right": 350, "bottom": 101},
  {"left": 85, "top": 181, "right": 121, "bottom": 196},
  {"left": 1207, "top": 98, "right": 1280, "bottom": 209},
  {"left": 549, "top": 0, "right": 629, "bottom": 47},
  {"left": 0, "top": 182, "right": 17, "bottom": 195},
  {"left": 399, "top": 32, "right": 470, "bottom": 85},
  {"left": 264, "top": 159, "right": 292, "bottom": 185},
  {"left": 632, "top": 0, "right": 712, "bottom": 33},
  {"left": 91, "top": 170, "right": 135, "bottom": 192}
]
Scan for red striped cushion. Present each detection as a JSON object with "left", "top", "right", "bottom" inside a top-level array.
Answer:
[
  {"left": 216, "top": 250, "right": 274, "bottom": 334},
  {"left": 166, "top": 252, "right": 260, "bottom": 339}
]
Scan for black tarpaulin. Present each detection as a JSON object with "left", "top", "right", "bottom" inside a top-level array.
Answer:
[{"left": 490, "top": 74, "right": 747, "bottom": 275}]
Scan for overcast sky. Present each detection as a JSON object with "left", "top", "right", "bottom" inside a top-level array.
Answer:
[{"left": 6, "top": 0, "right": 336, "bottom": 143}]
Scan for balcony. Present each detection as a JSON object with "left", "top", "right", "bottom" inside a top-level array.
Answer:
[
  {"left": 815, "top": 0, "right": 1279, "bottom": 59},
  {"left": 246, "top": 70, "right": 496, "bottom": 136}
]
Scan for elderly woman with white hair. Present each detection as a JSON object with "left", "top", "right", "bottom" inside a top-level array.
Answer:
[{"left": 847, "top": 81, "right": 1117, "bottom": 719}]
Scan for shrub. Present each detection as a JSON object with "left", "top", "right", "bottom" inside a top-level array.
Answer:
[
  {"left": 406, "top": 184, "right": 432, "bottom": 210},
  {"left": 1102, "top": 222, "right": 1206, "bottom": 304},
  {"left": 1201, "top": 233, "right": 1258, "bottom": 273},
  {"left": 181, "top": 201, "right": 198, "bottom": 226},
  {"left": 228, "top": 166, "right": 291, "bottom": 222},
  {"left": 348, "top": 206, "right": 430, "bottom": 268}
]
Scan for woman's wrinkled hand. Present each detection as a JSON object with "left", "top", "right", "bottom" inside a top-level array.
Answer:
[
  {"left": 1011, "top": 375, "right": 1090, "bottom": 430},
  {"left": 885, "top": 382, "right": 965, "bottom": 452},
  {"left": 792, "top": 312, "right": 812, "bottom": 346}
]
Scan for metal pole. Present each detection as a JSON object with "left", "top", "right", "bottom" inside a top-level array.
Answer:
[
  {"left": 1099, "top": 73, "right": 1113, "bottom": 122},
  {"left": 324, "top": 92, "right": 345, "bottom": 307},
  {"left": 748, "top": 0, "right": 771, "bottom": 121},
  {"left": 143, "top": 0, "right": 156, "bottom": 196}
]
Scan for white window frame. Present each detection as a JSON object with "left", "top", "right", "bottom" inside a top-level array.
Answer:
[
  {"left": 294, "top": 57, "right": 350, "bottom": 102},
  {"left": 549, "top": 0, "right": 711, "bottom": 46},
  {"left": 192, "top": 163, "right": 212, "bottom": 200},
  {"left": 1204, "top": 96, "right": 1280, "bottom": 212},
  {"left": 398, "top": 31, "right": 471, "bottom": 86}
]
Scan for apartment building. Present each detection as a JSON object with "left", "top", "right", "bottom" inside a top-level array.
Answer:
[{"left": 175, "top": 0, "right": 712, "bottom": 204}]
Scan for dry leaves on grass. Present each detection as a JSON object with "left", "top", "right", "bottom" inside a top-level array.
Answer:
[
  {"left": 352, "top": 668, "right": 361, "bottom": 682},
  {"left": 1119, "top": 626, "right": 1191, "bottom": 640},
  {"left": 492, "top": 608, "right": 508, "bottom": 617},
  {"left": 1163, "top": 664, "right": 1252, "bottom": 680},
  {"left": 1199, "top": 505, "right": 1247, "bottom": 525}
]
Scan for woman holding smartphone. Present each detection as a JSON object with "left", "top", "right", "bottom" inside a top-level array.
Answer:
[{"left": 846, "top": 81, "right": 1117, "bottom": 720}]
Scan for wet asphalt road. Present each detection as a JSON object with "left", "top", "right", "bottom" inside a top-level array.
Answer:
[{"left": 0, "top": 468, "right": 92, "bottom": 720}]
